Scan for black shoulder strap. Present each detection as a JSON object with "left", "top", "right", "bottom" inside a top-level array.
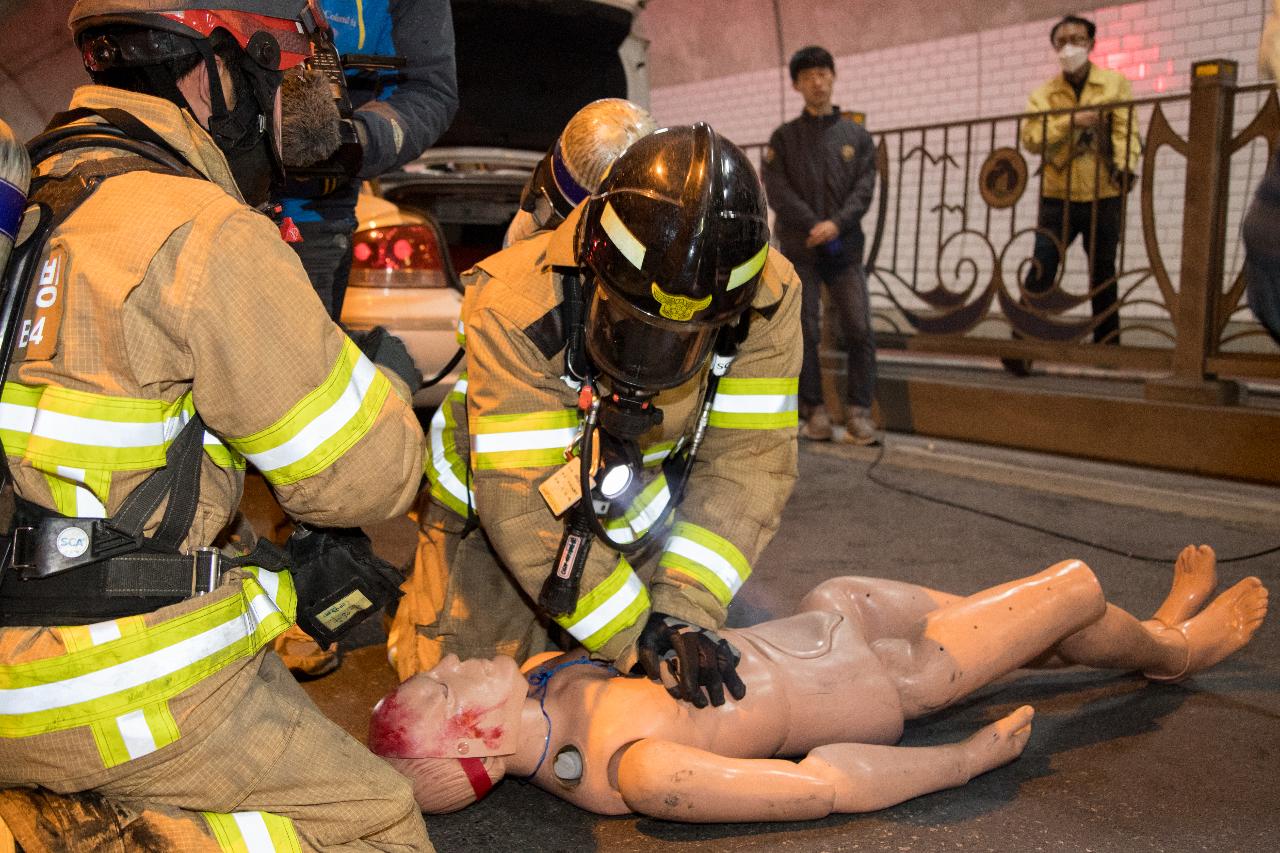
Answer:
[
  {"left": 39, "top": 107, "right": 197, "bottom": 176},
  {"left": 2, "top": 127, "right": 206, "bottom": 546}
]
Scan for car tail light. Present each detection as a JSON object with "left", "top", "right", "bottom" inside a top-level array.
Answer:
[{"left": 349, "top": 225, "right": 450, "bottom": 289}]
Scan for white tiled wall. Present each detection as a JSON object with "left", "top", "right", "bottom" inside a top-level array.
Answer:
[
  {"left": 652, "top": 0, "right": 1268, "bottom": 153},
  {"left": 651, "top": 0, "right": 1275, "bottom": 342}
]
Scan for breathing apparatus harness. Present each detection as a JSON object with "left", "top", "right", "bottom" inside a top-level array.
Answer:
[
  {"left": 537, "top": 266, "right": 751, "bottom": 616},
  {"left": 0, "top": 112, "right": 401, "bottom": 641}
]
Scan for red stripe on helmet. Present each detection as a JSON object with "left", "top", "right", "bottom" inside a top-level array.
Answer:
[
  {"left": 159, "top": 9, "right": 313, "bottom": 70},
  {"left": 457, "top": 758, "right": 494, "bottom": 802}
]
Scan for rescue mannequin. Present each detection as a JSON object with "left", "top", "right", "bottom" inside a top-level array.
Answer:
[{"left": 371, "top": 546, "right": 1267, "bottom": 822}]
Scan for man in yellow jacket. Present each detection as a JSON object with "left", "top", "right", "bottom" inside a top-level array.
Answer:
[
  {"left": 0, "top": 1, "right": 432, "bottom": 849},
  {"left": 1013, "top": 14, "right": 1141, "bottom": 369},
  {"left": 390, "top": 124, "right": 802, "bottom": 708}
]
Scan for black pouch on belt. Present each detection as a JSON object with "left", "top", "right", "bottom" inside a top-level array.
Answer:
[{"left": 284, "top": 524, "right": 404, "bottom": 647}]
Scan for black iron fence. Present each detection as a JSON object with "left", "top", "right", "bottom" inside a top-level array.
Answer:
[{"left": 743, "top": 59, "right": 1280, "bottom": 386}]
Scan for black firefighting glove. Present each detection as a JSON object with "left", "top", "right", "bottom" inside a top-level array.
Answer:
[
  {"left": 636, "top": 613, "right": 747, "bottom": 708},
  {"left": 284, "top": 525, "right": 404, "bottom": 647},
  {"left": 350, "top": 325, "right": 422, "bottom": 391}
]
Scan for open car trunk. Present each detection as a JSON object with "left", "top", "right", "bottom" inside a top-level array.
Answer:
[{"left": 438, "top": 0, "right": 637, "bottom": 152}]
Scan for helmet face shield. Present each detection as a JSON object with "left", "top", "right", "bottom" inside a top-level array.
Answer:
[
  {"left": 160, "top": 9, "right": 314, "bottom": 70},
  {"left": 585, "top": 283, "right": 718, "bottom": 391},
  {"left": 576, "top": 123, "right": 771, "bottom": 394}
]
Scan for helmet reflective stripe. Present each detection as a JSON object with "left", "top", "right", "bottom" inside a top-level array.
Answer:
[
  {"left": 550, "top": 141, "right": 590, "bottom": 208},
  {"left": 471, "top": 409, "right": 579, "bottom": 470},
  {"left": 660, "top": 522, "right": 750, "bottom": 608},
  {"left": 202, "top": 810, "right": 300, "bottom": 853},
  {"left": 728, "top": 243, "right": 769, "bottom": 291},
  {"left": 599, "top": 201, "right": 646, "bottom": 272},
  {"left": 0, "top": 571, "right": 295, "bottom": 737},
  {"left": 426, "top": 378, "right": 475, "bottom": 517},
  {"left": 555, "top": 557, "right": 649, "bottom": 651},
  {"left": 229, "top": 339, "right": 389, "bottom": 485},
  {"left": 708, "top": 377, "right": 799, "bottom": 430}
]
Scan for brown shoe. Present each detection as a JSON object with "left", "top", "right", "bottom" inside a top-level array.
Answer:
[
  {"left": 798, "top": 405, "right": 833, "bottom": 440},
  {"left": 841, "top": 406, "right": 880, "bottom": 446}
]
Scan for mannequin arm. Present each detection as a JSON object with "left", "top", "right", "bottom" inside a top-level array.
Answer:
[{"left": 615, "top": 707, "right": 1034, "bottom": 822}]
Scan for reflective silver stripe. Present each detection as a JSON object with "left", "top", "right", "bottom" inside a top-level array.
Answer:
[
  {"left": 240, "top": 355, "right": 380, "bottom": 473},
  {"left": 664, "top": 535, "right": 746, "bottom": 598},
  {"left": 0, "top": 403, "right": 183, "bottom": 447},
  {"left": 0, "top": 591, "right": 282, "bottom": 715},
  {"left": 472, "top": 426, "right": 577, "bottom": 454},
  {"left": 608, "top": 480, "right": 671, "bottom": 544},
  {"left": 88, "top": 620, "right": 122, "bottom": 645},
  {"left": 710, "top": 392, "right": 797, "bottom": 415},
  {"left": 116, "top": 708, "right": 158, "bottom": 760},
  {"left": 428, "top": 399, "right": 474, "bottom": 509},
  {"left": 55, "top": 466, "right": 106, "bottom": 518},
  {"left": 232, "top": 812, "right": 276, "bottom": 852},
  {"left": 564, "top": 570, "right": 646, "bottom": 643}
]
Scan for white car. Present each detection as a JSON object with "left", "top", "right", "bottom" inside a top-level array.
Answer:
[
  {"left": 341, "top": 0, "right": 649, "bottom": 409},
  {"left": 340, "top": 191, "right": 464, "bottom": 408}
]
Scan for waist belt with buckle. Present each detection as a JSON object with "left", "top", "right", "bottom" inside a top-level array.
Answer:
[{"left": 0, "top": 414, "right": 284, "bottom": 627}]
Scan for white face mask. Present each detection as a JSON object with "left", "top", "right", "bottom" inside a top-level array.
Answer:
[{"left": 1058, "top": 44, "right": 1090, "bottom": 74}]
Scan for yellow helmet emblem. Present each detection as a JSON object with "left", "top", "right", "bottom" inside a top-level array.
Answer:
[{"left": 651, "top": 284, "right": 712, "bottom": 321}]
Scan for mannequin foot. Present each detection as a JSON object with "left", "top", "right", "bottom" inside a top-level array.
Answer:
[
  {"left": 962, "top": 705, "right": 1034, "bottom": 778},
  {"left": 1144, "top": 577, "right": 1268, "bottom": 682},
  {"left": 1151, "top": 544, "right": 1217, "bottom": 627}
]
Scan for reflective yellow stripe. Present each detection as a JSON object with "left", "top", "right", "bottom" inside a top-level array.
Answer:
[
  {"left": 600, "top": 201, "right": 647, "bottom": 270},
  {"left": 427, "top": 376, "right": 474, "bottom": 516},
  {"left": 472, "top": 409, "right": 579, "bottom": 470},
  {"left": 641, "top": 440, "right": 675, "bottom": 468},
  {"left": 61, "top": 615, "right": 181, "bottom": 767},
  {"left": 727, "top": 244, "right": 769, "bottom": 291},
  {"left": 708, "top": 377, "right": 799, "bottom": 430},
  {"left": 0, "top": 383, "right": 245, "bottom": 472},
  {"left": 90, "top": 700, "right": 180, "bottom": 768},
  {"left": 229, "top": 339, "right": 390, "bottom": 485},
  {"left": 556, "top": 558, "right": 649, "bottom": 651},
  {"left": 203, "top": 810, "right": 302, "bottom": 853},
  {"left": 0, "top": 570, "right": 295, "bottom": 737},
  {"left": 605, "top": 474, "right": 672, "bottom": 543},
  {"left": 661, "top": 522, "right": 751, "bottom": 607}
]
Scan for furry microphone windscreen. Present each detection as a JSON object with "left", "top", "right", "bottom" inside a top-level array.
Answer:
[
  {"left": 280, "top": 68, "right": 344, "bottom": 168},
  {"left": 0, "top": 119, "right": 32, "bottom": 276}
]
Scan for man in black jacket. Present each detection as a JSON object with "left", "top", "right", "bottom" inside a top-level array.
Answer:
[{"left": 763, "top": 46, "right": 878, "bottom": 445}]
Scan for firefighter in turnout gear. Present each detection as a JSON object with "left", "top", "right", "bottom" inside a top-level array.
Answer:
[
  {"left": 0, "top": 1, "right": 431, "bottom": 849},
  {"left": 390, "top": 124, "right": 802, "bottom": 708}
]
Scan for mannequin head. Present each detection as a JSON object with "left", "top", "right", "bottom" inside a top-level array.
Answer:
[
  {"left": 370, "top": 655, "right": 526, "bottom": 759},
  {"left": 369, "top": 655, "right": 527, "bottom": 812}
]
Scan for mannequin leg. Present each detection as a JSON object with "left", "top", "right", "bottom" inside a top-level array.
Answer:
[
  {"left": 799, "top": 576, "right": 961, "bottom": 639},
  {"left": 875, "top": 558, "right": 1267, "bottom": 717},
  {"left": 874, "top": 560, "right": 1107, "bottom": 716},
  {"left": 1026, "top": 543, "right": 1219, "bottom": 669}
]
